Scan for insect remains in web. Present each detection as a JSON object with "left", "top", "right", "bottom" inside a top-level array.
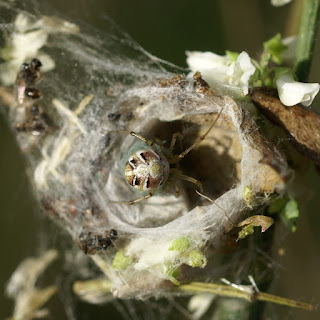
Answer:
[
  {"left": 112, "top": 107, "right": 224, "bottom": 205},
  {"left": 16, "top": 58, "right": 42, "bottom": 104},
  {"left": 79, "top": 229, "right": 118, "bottom": 255}
]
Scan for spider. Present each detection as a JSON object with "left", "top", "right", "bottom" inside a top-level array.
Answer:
[{"left": 114, "top": 107, "right": 223, "bottom": 205}]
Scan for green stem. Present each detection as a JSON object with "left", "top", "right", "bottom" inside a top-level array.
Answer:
[
  {"left": 294, "top": 0, "right": 320, "bottom": 82},
  {"left": 177, "top": 282, "right": 315, "bottom": 311}
]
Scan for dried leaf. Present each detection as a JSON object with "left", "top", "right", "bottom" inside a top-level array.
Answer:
[
  {"left": 237, "top": 215, "right": 274, "bottom": 240},
  {"left": 250, "top": 87, "right": 320, "bottom": 165}
]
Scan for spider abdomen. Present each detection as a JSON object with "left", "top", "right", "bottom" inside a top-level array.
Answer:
[{"left": 125, "top": 149, "right": 170, "bottom": 192}]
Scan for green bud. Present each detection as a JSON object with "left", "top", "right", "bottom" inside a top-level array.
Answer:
[
  {"left": 185, "top": 250, "right": 207, "bottom": 268},
  {"left": 242, "top": 186, "right": 254, "bottom": 206},
  {"left": 280, "top": 199, "right": 299, "bottom": 232},
  {"left": 263, "top": 33, "right": 288, "bottom": 64},
  {"left": 168, "top": 237, "right": 191, "bottom": 252},
  {"left": 112, "top": 250, "right": 131, "bottom": 270}
]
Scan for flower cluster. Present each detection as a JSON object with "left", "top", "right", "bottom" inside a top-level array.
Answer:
[
  {"left": 186, "top": 34, "right": 319, "bottom": 107},
  {"left": 186, "top": 51, "right": 255, "bottom": 95}
]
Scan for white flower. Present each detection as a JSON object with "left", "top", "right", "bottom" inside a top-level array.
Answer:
[
  {"left": 226, "top": 51, "right": 256, "bottom": 95},
  {"left": 186, "top": 51, "right": 232, "bottom": 85},
  {"left": 276, "top": 73, "right": 320, "bottom": 107},
  {"left": 186, "top": 50, "right": 256, "bottom": 95},
  {"left": 271, "top": 0, "right": 292, "bottom": 7}
]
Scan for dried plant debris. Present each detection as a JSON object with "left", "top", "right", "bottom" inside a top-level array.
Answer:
[
  {"left": 0, "top": 7, "right": 291, "bottom": 300},
  {"left": 0, "top": 11, "right": 79, "bottom": 86},
  {"left": 0, "top": 58, "right": 52, "bottom": 150},
  {"left": 250, "top": 87, "right": 320, "bottom": 165},
  {"left": 73, "top": 279, "right": 113, "bottom": 304},
  {"left": 237, "top": 215, "right": 274, "bottom": 240},
  {"left": 79, "top": 228, "right": 118, "bottom": 255},
  {"left": 193, "top": 71, "right": 214, "bottom": 95},
  {"left": 15, "top": 59, "right": 42, "bottom": 104},
  {"left": 6, "top": 250, "right": 58, "bottom": 320}
]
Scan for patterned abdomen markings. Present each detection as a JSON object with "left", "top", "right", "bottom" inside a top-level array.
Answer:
[{"left": 125, "top": 149, "right": 170, "bottom": 192}]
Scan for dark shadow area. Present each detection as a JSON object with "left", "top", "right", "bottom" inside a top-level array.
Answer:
[{"left": 149, "top": 118, "right": 240, "bottom": 209}]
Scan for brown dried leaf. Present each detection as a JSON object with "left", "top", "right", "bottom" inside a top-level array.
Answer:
[{"left": 250, "top": 87, "right": 320, "bottom": 165}]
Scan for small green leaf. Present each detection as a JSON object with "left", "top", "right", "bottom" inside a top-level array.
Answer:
[
  {"left": 185, "top": 250, "right": 207, "bottom": 268},
  {"left": 268, "top": 197, "right": 299, "bottom": 232},
  {"left": 280, "top": 199, "right": 299, "bottom": 232},
  {"left": 267, "top": 196, "right": 288, "bottom": 214},
  {"left": 263, "top": 33, "right": 288, "bottom": 64},
  {"left": 168, "top": 237, "right": 191, "bottom": 252},
  {"left": 112, "top": 250, "right": 131, "bottom": 270},
  {"left": 237, "top": 224, "right": 255, "bottom": 241},
  {"left": 283, "top": 199, "right": 299, "bottom": 219},
  {"left": 242, "top": 186, "right": 254, "bottom": 206}
]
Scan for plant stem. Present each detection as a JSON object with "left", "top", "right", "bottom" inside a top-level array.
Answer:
[
  {"left": 177, "top": 282, "right": 315, "bottom": 311},
  {"left": 294, "top": 0, "right": 320, "bottom": 82}
]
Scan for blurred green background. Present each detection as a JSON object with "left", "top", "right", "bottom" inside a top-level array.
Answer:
[{"left": 1, "top": 0, "right": 320, "bottom": 319}]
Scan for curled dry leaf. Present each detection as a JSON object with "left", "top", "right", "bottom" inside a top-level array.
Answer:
[
  {"left": 238, "top": 215, "right": 274, "bottom": 231},
  {"left": 250, "top": 87, "right": 320, "bottom": 166},
  {"left": 237, "top": 215, "right": 274, "bottom": 241}
]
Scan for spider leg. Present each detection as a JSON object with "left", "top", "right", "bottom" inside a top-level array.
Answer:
[
  {"left": 110, "top": 192, "right": 153, "bottom": 205},
  {"left": 164, "top": 174, "right": 181, "bottom": 197},
  {"left": 169, "top": 107, "right": 224, "bottom": 164},
  {"left": 168, "top": 132, "right": 181, "bottom": 155},
  {"left": 170, "top": 168, "right": 203, "bottom": 193},
  {"left": 112, "top": 130, "right": 158, "bottom": 152},
  {"left": 173, "top": 183, "right": 180, "bottom": 197},
  {"left": 155, "top": 138, "right": 165, "bottom": 153}
]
